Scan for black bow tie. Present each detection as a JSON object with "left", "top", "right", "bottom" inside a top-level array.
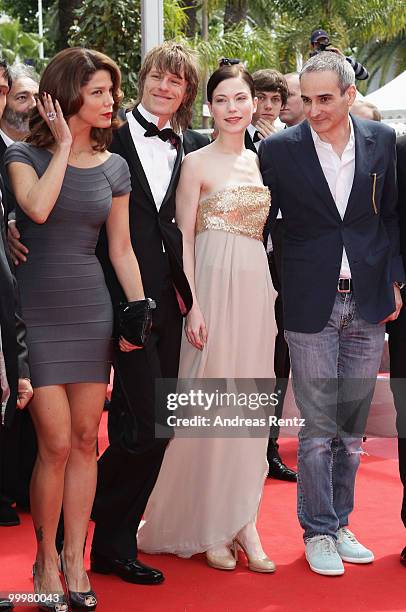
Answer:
[
  {"left": 253, "top": 130, "right": 261, "bottom": 143},
  {"left": 133, "top": 107, "right": 180, "bottom": 147}
]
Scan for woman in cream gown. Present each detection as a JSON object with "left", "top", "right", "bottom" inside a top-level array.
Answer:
[{"left": 138, "top": 61, "right": 277, "bottom": 571}]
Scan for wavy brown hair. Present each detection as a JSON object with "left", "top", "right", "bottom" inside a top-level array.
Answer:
[
  {"left": 27, "top": 47, "right": 123, "bottom": 152},
  {"left": 252, "top": 69, "right": 288, "bottom": 106},
  {"left": 136, "top": 41, "right": 199, "bottom": 133}
]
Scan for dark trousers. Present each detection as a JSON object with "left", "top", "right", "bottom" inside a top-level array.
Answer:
[
  {"left": 91, "top": 286, "right": 182, "bottom": 558},
  {"left": 388, "top": 330, "right": 406, "bottom": 528},
  {"left": 0, "top": 414, "right": 18, "bottom": 506},
  {"left": 267, "top": 219, "right": 290, "bottom": 447},
  {"left": 0, "top": 409, "right": 36, "bottom": 507}
]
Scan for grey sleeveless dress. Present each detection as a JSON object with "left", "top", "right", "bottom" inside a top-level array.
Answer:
[{"left": 4, "top": 142, "right": 131, "bottom": 388}]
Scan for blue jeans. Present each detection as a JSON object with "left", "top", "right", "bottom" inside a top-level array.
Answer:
[{"left": 285, "top": 292, "right": 385, "bottom": 541}]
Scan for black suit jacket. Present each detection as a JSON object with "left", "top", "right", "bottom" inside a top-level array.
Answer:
[
  {"left": 0, "top": 135, "right": 17, "bottom": 219},
  {"left": 0, "top": 175, "right": 30, "bottom": 427},
  {"left": 245, "top": 129, "right": 258, "bottom": 154},
  {"left": 184, "top": 129, "right": 210, "bottom": 153},
  {"left": 260, "top": 115, "right": 404, "bottom": 333},
  {"left": 0, "top": 135, "right": 7, "bottom": 170},
  {"left": 388, "top": 134, "right": 406, "bottom": 338},
  {"left": 96, "top": 121, "right": 209, "bottom": 313}
]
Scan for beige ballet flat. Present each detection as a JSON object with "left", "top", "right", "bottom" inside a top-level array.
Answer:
[
  {"left": 233, "top": 539, "right": 276, "bottom": 573},
  {"left": 206, "top": 548, "right": 236, "bottom": 571}
]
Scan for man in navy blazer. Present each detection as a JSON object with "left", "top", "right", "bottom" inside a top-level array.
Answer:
[{"left": 260, "top": 52, "right": 403, "bottom": 576}]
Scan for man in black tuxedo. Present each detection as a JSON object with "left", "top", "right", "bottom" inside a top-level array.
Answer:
[
  {"left": 244, "top": 69, "right": 296, "bottom": 480},
  {"left": 0, "top": 58, "right": 17, "bottom": 532},
  {"left": 0, "top": 63, "right": 38, "bottom": 528},
  {"left": 260, "top": 52, "right": 403, "bottom": 576},
  {"left": 245, "top": 68, "right": 287, "bottom": 153},
  {"left": 0, "top": 131, "right": 33, "bottom": 612},
  {"left": 0, "top": 60, "right": 37, "bottom": 533},
  {"left": 90, "top": 42, "right": 208, "bottom": 585},
  {"left": 387, "top": 134, "right": 406, "bottom": 565}
]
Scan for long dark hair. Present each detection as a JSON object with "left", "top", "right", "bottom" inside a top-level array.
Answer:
[{"left": 27, "top": 47, "right": 123, "bottom": 152}]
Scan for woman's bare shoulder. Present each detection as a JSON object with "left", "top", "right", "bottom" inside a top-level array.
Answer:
[
  {"left": 180, "top": 143, "right": 216, "bottom": 180},
  {"left": 183, "top": 141, "right": 214, "bottom": 163}
]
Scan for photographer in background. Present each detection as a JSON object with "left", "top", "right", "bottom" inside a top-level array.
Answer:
[{"left": 310, "top": 29, "right": 369, "bottom": 80}]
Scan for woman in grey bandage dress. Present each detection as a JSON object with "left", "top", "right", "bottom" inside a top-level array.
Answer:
[{"left": 5, "top": 48, "right": 145, "bottom": 612}]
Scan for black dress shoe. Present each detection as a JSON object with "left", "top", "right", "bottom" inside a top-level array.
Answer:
[
  {"left": 0, "top": 501, "right": 20, "bottom": 526},
  {"left": 401, "top": 546, "right": 406, "bottom": 566},
  {"left": 267, "top": 456, "right": 297, "bottom": 481},
  {"left": 0, "top": 598, "right": 13, "bottom": 610},
  {"left": 90, "top": 551, "right": 164, "bottom": 585}
]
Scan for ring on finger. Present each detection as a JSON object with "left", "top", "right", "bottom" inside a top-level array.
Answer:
[{"left": 46, "top": 111, "right": 56, "bottom": 121}]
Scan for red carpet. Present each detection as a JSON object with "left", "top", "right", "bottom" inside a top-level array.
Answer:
[{"left": 1, "top": 414, "right": 405, "bottom": 612}]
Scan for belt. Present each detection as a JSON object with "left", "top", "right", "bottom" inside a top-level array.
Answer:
[{"left": 337, "top": 278, "right": 352, "bottom": 293}]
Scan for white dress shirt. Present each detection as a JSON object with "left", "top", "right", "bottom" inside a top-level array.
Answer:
[
  {"left": 0, "top": 128, "right": 14, "bottom": 148},
  {"left": 310, "top": 119, "right": 355, "bottom": 278},
  {"left": 126, "top": 104, "right": 178, "bottom": 211}
]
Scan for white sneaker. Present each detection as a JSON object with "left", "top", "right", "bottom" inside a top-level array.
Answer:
[
  {"left": 336, "top": 527, "right": 374, "bottom": 563},
  {"left": 305, "top": 535, "right": 344, "bottom": 576}
]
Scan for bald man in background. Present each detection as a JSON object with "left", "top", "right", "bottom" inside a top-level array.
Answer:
[
  {"left": 351, "top": 100, "right": 381, "bottom": 122},
  {"left": 279, "top": 73, "right": 305, "bottom": 128}
]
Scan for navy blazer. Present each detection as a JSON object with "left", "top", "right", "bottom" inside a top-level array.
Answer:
[{"left": 259, "top": 115, "right": 404, "bottom": 333}]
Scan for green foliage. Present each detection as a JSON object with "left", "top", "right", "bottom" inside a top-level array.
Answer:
[
  {"left": 68, "top": 0, "right": 195, "bottom": 101},
  {"left": 2, "top": 0, "right": 404, "bottom": 121},
  {"left": 69, "top": 0, "right": 141, "bottom": 102},
  {"left": 358, "top": 33, "right": 406, "bottom": 89},
  {"left": 0, "top": 19, "right": 41, "bottom": 64},
  {"left": 164, "top": 0, "right": 189, "bottom": 38},
  {"left": 188, "top": 23, "right": 278, "bottom": 72},
  {"left": 249, "top": 0, "right": 406, "bottom": 73},
  {"left": 0, "top": 0, "right": 54, "bottom": 32},
  {"left": 0, "top": 0, "right": 58, "bottom": 58}
]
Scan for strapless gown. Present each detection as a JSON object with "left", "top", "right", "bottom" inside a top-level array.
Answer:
[{"left": 138, "top": 185, "right": 276, "bottom": 557}]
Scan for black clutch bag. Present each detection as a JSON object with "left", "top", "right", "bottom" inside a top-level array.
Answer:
[{"left": 116, "top": 298, "right": 156, "bottom": 347}]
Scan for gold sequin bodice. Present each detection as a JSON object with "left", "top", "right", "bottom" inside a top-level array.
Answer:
[{"left": 196, "top": 185, "right": 270, "bottom": 241}]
